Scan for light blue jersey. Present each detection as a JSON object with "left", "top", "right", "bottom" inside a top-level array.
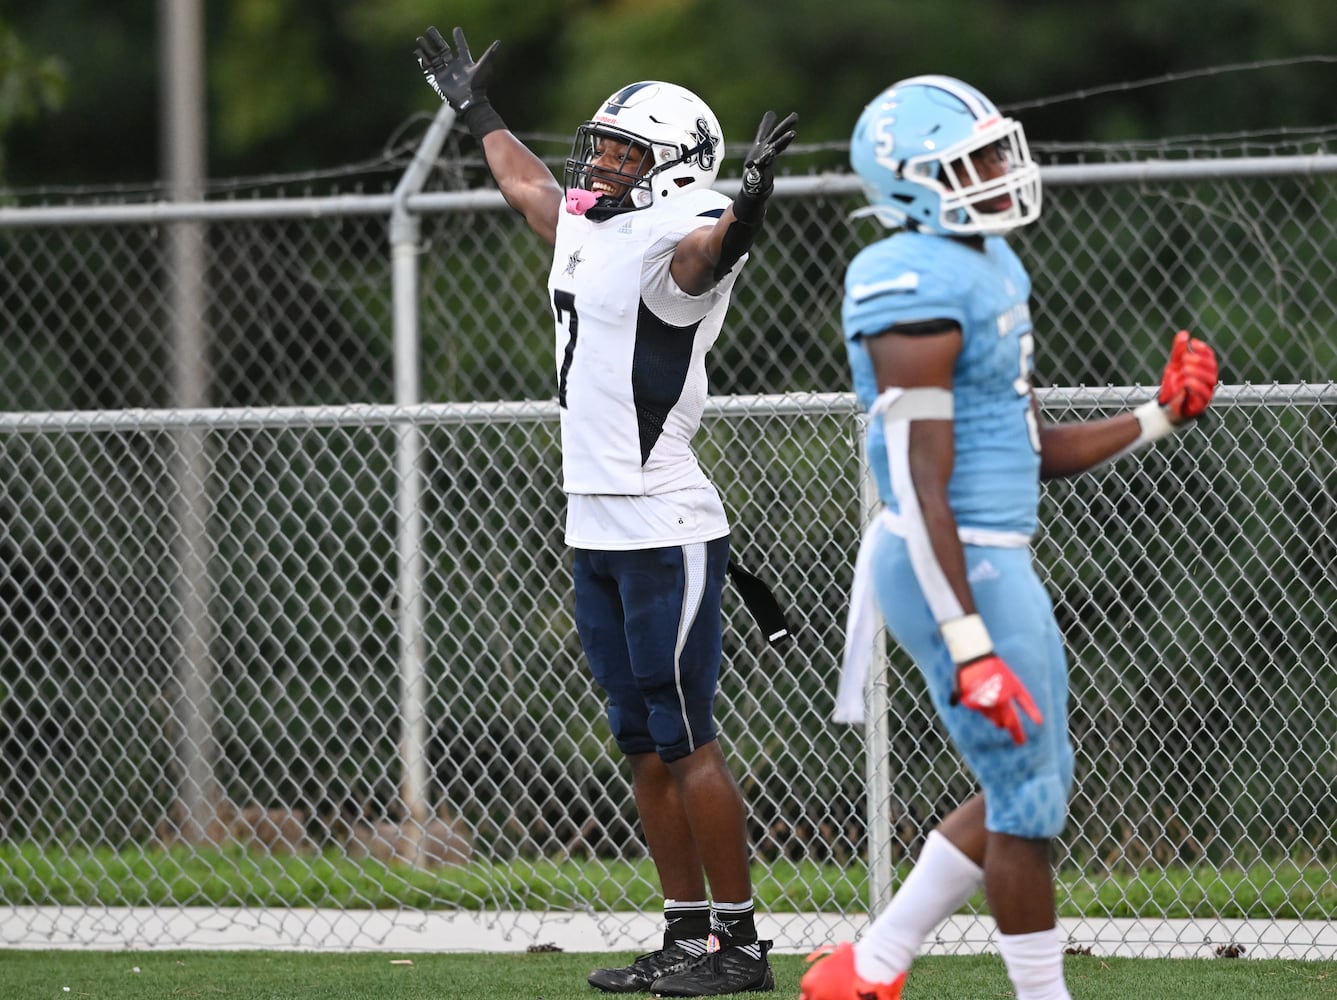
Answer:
[
  {"left": 844, "top": 231, "right": 1041, "bottom": 537},
  {"left": 842, "top": 230, "right": 1075, "bottom": 838}
]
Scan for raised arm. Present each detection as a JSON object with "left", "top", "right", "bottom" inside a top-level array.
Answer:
[
  {"left": 415, "top": 26, "right": 562, "bottom": 245},
  {"left": 670, "top": 110, "right": 799, "bottom": 295},
  {"left": 1038, "top": 329, "right": 1219, "bottom": 478}
]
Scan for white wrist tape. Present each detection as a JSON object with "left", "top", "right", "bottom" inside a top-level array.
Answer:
[
  {"left": 1132, "top": 398, "right": 1176, "bottom": 447},
  {"left": 1103, "top": 399, "right": 1181, "bottom": 468},
  {"left": 941, "top": 613, "right": 993, "bottom": 665}
]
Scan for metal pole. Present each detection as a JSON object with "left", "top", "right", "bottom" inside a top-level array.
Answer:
[
  {"left": 389, "top": 103, "right": 457, "bottom": 833},
  {"left": 159, "top": 0, "right": 218, "bottom": 842}
]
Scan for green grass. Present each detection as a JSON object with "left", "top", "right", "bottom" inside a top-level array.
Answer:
[
  {"left": 3, "top": 841, "right": 1336, "bottom": 919},
  {"left": 5, "top": 842, "right": 1337, "bottom": 997},
  {"left": 3, "top": 949, "right": 1337, "bottom": 999}
]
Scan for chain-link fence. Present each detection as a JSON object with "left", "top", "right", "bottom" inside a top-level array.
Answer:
[{"left": 1, "top": 140, "right": 1336, "bottom": 956}]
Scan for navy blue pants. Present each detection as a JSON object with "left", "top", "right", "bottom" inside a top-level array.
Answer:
[{"left": 572, "top": 536, "right": 729, "bottom": 763}]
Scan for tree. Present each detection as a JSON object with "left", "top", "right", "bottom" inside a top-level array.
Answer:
[
  {"left": 0, "top": 18, "right": 66, "bottom": 185},
  {"left": 4, "top": 0, "right": 1336, "bottom": 189}
]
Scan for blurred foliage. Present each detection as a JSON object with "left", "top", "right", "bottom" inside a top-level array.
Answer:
[
  {"left": 2, "top": 0, "right": 1337, "bottom": 188},
  {"left": 0, "top": 17, "right": 67, "bottom": 184}
]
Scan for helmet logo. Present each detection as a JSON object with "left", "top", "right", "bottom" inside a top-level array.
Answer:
[
  {"left": 873, "top": 116, "right": 896, "bottom": 165},
  {"left": 688, "top": 117, "right": 719, "bottom": 169}
]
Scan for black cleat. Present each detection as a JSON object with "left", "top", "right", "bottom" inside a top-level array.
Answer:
[
  {"left": 588, "top": 939, "right": 701, "bottom": 993},
  {"left": 651, "top": 939, "right": 775, "bottom": 996}
]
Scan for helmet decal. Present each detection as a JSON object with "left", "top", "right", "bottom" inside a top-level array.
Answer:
[
  {"left": 602, "top": 81, "right": 656, "bottom": 116},
  {"left": 689, "top": 117, "right": 720, "bottom": 170},
  {"left": 912, "top": 74, "right": 996, "bottom": 119}
]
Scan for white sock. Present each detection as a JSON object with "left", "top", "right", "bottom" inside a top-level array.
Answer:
[
  {"left": 997, "top": 927, "right": 1072, "bottom": 1000},
  {"left": 854, "top": 830, "right": 984, "bottom": 982}
]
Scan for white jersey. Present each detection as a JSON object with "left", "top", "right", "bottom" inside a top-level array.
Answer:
[{"left": 547, "top": 188, "right": 742, "bottom": 549}]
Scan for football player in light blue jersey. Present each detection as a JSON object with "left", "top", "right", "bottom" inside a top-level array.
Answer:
[
  {"left": 416, "top": 24, "right": 797, "bottom": 999},
  {"left": 803, "top": 77, "right": 1219, "bottom": 1000},
  {"left": 846, "top": 231, "right": 1043, "bottom": 537}
]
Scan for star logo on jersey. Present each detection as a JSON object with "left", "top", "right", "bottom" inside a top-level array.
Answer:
[{"left": 564, "top": 249, "right": 585, "bottom": 276}]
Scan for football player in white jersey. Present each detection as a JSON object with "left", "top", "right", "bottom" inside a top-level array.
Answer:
[
  {"left": 416, "top": 25, "right": 796, "bottom": 998},
  {"left": 801, "top": 77, "right": 1218, "bottom": 1000}
]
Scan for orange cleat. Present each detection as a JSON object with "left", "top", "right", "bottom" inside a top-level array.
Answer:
[{"left": 799, "top": 942, "right": 905, "bottom": 1000}]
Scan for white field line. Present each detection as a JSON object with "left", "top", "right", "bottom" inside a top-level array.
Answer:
[{"left": 4, "top": 908, "right": 1337, "bottom": 960}]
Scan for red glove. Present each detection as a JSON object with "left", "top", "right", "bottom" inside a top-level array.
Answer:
[
  {"left": 950, "top": 655, "right": 1044, "bottom": 745},
  {"left": 1157, "top": 330, "right": 1218, "bottom": 422}
]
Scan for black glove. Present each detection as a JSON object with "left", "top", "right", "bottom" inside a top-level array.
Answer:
[
  {"left": 713, "top": 110, "right": 798, "bottom": 281},
  {"left": 741, "top": 111, "right": 798, "bottom": 200},
  {"left": 733, "top": 111, "right": 798, "bottom": 225},
  {"left": 414, "top": 25, "right": 499, "bottom": 114}
]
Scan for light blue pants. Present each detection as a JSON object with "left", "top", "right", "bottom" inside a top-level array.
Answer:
[{"left": 872, "top": 524, "right": 1075, "bottom": 838}]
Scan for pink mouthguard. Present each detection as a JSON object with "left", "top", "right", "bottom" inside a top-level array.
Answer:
[{"left": 565, "top": 189, "right": 601, "bottom": 215}]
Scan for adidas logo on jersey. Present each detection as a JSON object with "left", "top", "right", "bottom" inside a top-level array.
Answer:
[{"left": 968, "top": 559, "right": 1000, "bottom": 583}]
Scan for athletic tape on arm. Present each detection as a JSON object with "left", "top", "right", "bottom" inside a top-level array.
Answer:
[
  {"left": 1103, "top": 398, "right": 1178, "bottom": 467},
  {"left": 876, "top": 387, "right": 965, "bottom": 624},
  {"left": 871, "top": 386, "right": 954, "bottom": 422}
]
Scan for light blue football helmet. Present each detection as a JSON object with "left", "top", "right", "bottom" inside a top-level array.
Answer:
[{"left": 850, "top": 75, "right": 1041, "bottom": 236}]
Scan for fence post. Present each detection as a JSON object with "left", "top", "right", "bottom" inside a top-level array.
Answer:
[
  {"left": 160, "top": 0, "right": 222, "bottom": 842},
  {"left": 389, "top": 102, "right": 457, "bottom": 834}
]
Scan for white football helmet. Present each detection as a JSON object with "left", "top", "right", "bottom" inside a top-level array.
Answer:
[
  {"left": 564, "top": 81, "right": 723, "bottom": 220},
  {"left": 850, "top": 75, "right": 1041, "bottom": 236}
]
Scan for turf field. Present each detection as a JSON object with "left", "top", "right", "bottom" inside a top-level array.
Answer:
[{"left": 4, "top": 948, "right": 1337, "bottom": 999}]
